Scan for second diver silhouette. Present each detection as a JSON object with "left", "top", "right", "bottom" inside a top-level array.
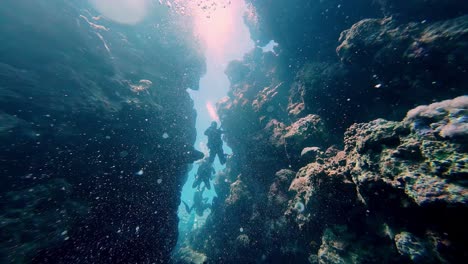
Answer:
[
  {"left": 192, "top": 158, "right": 215, "bottom": 190},
  {"left": 182, "top": 186, "right": 211, "bottom": 217}
]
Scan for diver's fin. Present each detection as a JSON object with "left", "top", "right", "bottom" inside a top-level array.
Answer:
[{"left": 182, "top": 201, "right": 192, "bottom": 213}]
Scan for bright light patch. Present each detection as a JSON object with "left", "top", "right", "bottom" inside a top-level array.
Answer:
[
  {"left": 206, "top": 101, "right": 220, "bottom": 122},
  {"left": 89, "top": 0, "right": 151, "bottom": 25},
  {"left": 191, "top": 0, "right": 246, "bottom": 60}
]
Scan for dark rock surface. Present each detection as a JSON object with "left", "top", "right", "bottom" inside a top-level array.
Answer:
[
  {"left": 244, "top": 1, "right": 468, "bottom": 140},
  {"left": 0, "top": 1, "right": 204, "bottom": 263},
  {"left": 376, "top": 0, "right": 468, "bottom": 23}
]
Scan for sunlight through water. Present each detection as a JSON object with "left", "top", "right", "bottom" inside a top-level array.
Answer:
[
  {"left": 176, "top": 0, "right": 254, "bottom": 250},
  {"left": 89, "top": 0, "right": 152, "bottom": 24}
]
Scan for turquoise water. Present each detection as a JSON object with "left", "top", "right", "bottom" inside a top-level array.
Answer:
[{"left": 176, "top": 1, "right": 253, "bottom": 247}]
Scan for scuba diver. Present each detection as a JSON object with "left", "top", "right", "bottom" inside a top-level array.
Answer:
[
  {"left": 192, "top": 158, "right": 215, "bottom": 190},
  {"left": 204, "top": 121, "right": 226, "bottom": 165},
  {"left": 182, "top": 186, "right": 211, "bottom": 217}
]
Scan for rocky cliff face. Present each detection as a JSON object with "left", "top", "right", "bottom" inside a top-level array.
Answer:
[
  {"left": 0, "top": 1, "right": 204, "bottom": 263},
  {"left": 181, "top": 1, "right": 467, "bottom": 263}
]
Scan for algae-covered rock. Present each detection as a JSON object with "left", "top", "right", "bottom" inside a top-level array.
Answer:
[
  {"left": 318, "top": 226, "right": 401, "bottom": 264},
  {"left": 405, "top": 96, "right": 468, "bottom": 141},
  {"left": 346, "top": 96, "right": 468, "bottom": 207},
  {"left": 284, "top": 114, "right": 327, "bottom": 151},
  {"left": 287, "top": 149, "right": 358, "bottom": 230},
  {"left": 268, "top": 169, "right": 296, "bottom": 217},
  {"left": 394, "top": 232, "right": 437, "bottom": 263}
]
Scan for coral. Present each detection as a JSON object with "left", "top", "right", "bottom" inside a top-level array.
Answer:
[
  {"left": 284, "top": 114, "right": 327, "bottom": 151},
  {"left": 267, "top": 169, "right": 296, "bottom": 217},
  {"left": 287, "top": 148, "right": 358, "bottom": 230},
  {"left": 226, "top": 177, "right": 252, "bottom": 207},
  {"left": 346, "top": 96, "right": 468, "bottom": 207},
  {"left": 405, "top": 96, "right": 468, "bottom": 141}
]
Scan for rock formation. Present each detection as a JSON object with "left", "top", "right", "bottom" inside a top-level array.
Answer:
[
  {"left": 178, "top": 0, "right": 467, "bottom": 263},
  {"left": 0, "top": 1, "right": 204, "bottom": 263}
]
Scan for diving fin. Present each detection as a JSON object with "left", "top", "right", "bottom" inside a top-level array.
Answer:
[{"left": 182, "top": 201, "right": 192, "bottom": 213}]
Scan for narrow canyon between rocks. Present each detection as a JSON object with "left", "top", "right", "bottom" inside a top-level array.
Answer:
[{"left": 1, "top": 1, "right": 467, "bottom": 264}]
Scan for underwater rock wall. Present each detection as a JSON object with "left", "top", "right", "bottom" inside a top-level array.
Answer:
[
  {"left": 0, "top": 1, "right": 204, "bottom": 263},
  {"left": 183, "top": 1, "right": 468, "bottom": 263}
]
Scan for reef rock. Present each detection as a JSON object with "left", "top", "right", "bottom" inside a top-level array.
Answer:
[
  {"left": 181, "top": 0, "right": 468, "bottom": 262},
  {"left": 284, "top": 114, "right": 327, "bottom": 152},
  {"left": 191, "top": 96, "right": 467, "bottom": 263},
  {"left": 317, "top": 226, "right": 401, "bottom": 264},
  {"left": 335, "top": 15, "right": 467, "bottom": 123},
  {"left": 346, "top": 96, "right": 468, "bottom": 207},
  {"left": 286, "top": 96, "right": 468, "bottom": 263},
  {"left": 394, "top": 232, "right": 437, "bottom": 263},
  {"left": 405, "top": 96, "right": 468, "bottom": 141},
  {"left": 288, "top": 149, "right": 356, "bottom": 229}
]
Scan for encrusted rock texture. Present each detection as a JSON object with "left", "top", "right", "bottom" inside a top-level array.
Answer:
[
  {"left": 181, "top": 0, "right": 468, "bottom": 263},
  {"left": 0, "top": 0, "right": 204, "bottom": 263}
]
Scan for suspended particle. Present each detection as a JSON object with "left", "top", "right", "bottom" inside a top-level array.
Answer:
[
  {"left": 136, "top": 170, "right": 144, "bottom": 176},
  {"left": 162, "top": 132, "right": 169, "bottom": 139},
  {"left": 294, "top": 201, "right": 305, "bottom": 213}
]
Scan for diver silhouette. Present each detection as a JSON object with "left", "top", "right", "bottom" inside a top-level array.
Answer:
[
  {"left": 204, "top": 121, "right": 226, "bottom": 165},
  {"left": 182, "top": 186, "right": 211, "bottom": 217},
  {"left": 193, "top": 158, "right": 215, "bottom": 190}
]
